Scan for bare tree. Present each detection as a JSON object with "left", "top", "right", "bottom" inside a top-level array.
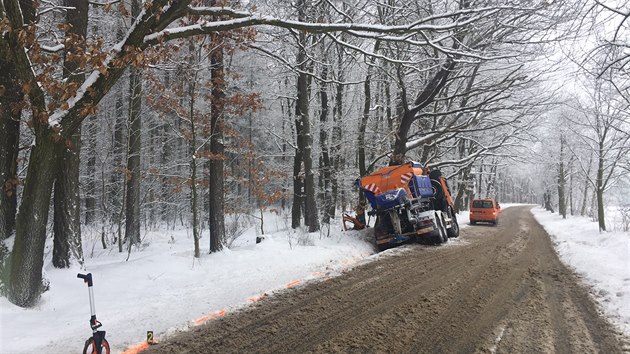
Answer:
[
  {"left": 557, "top": 134, "right": 567, "bottom": 219},
  {"left": 565, "top": 79, "right": 630, "bottom": 231}
]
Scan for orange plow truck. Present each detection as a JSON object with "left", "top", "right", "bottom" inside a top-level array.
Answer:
[{"left": 360, "top": 161, "right": 459, "bottom": 251}]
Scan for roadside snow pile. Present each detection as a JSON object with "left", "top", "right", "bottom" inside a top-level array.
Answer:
[
  {"left": 0, "top": 213, "right": 375, "bottom": 354},
  {"left": 531, "top": 207, "right": 630, "bottom": 336}
]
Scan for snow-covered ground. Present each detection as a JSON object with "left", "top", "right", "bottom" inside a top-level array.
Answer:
[
  {"left": 531, "top": 206, "right": 630, "bottom": 337},
  {"left": 2, "top": 204, "right": 626, "bottom": 353}
]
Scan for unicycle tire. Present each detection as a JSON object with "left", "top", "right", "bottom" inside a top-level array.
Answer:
[{"left": 83, "top": 337, "right": 110, "bottom": 354}]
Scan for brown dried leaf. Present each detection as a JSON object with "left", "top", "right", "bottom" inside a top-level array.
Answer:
[{"left": 21, "top": 82, "right": 32, "bottom": 94}]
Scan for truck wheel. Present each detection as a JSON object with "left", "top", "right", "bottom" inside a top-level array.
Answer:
[
  {"left": 432, "top": 213, "right": 447, "bottom": 244},
  {"left": 431, "top": 216, "right": 443, "bottom": 244},
  {"left": 440, "top": 216, "right": 449, "bottom": 244},
  {"left": 447, "top": 208, "right": 459, "bottom": 238}
]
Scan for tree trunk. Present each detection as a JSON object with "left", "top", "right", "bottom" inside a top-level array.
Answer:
[
  {"left": 208, "top": 33, "right": 225, "bottom": 253},
  {"left": 596, "top": 143, "right": 606, "bottom": 231},
  {"left": 113, "top": 83, "right": 126, "bottom": 252},
  {"left": 52, "top": 0, "right": 88, "bottom": 268},
  {"left": 291, "top": 143, "right": 304, "bottom": 229},
  {"left": 318, "top": 67, "right": 333, "bottom": 224},
  {"left": 569, "top": 157, "right": 574, "bottom": 216},
  {"left": 453, "top": 140, "right": 473, "bottom": 213},
  {"left": 294, "top": 28, "right": 319, "bottom": 233},
  {"left": 189, "top": 76, "right": 200, "bottom": 258},
  {"left": 9, "top": 134, "right": 61, "bottom": 306},
  {"left": 295, "top": 74, "right": 318, "bottom": 231},
  {"left": 160, "top": 71, "right": 172, "bottom": 226},
  {"left": 0, "top": 33, "right": 20, "bottom": 240},
  {"left": 358, "top": 42, "right": 380, "bottom": 176},
  {"left": 544, "top": 189, "right": 555, "bottom": 213},
  {"left": 110, "top": 23, "right": 126, "bottom": 247},
  {"left": 52, "top": 133, "right": 83, "bottom": 268},
  {"left": 84, "top": 118, "right": 97, "bottom": 224},
  {"left": 455, "top": 167, "right": 474, "bottom": 213},
  {"left": 280, "top": 78, "right": 292, "bottom": 212},
  {"left": 385, "top": 74, "right": 393, "bottom": 136},
  {"left": 477, "top": 163, "right": 484, "bottom": 198},
  {"left": 580, "top": 153, "right": 592, "bottom": 216},
  {"left": 329, "top": 50, "right": 344, "bottom": 219},
  {"left": 125, "top": 64, "right": 142, "bottom": 246},
  {"left": 358, "top": 69, "right": 371, "bottom": 177},
  {"left": 485, "top": 162, "right": 498, "bottom": 198},
  {"left": 52, "top": 125, "right": 84, "bottom": 268},
  {"left": 557, "top": 135, "right": 566, "bottom": 219}
]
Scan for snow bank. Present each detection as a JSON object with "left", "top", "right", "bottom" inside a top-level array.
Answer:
[{"left": 531, "top": 207, "right": 630, "bottom": 336}]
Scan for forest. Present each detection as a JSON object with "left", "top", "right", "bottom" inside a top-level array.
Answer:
[{"left": 0, "top": 0, "right": 628, "bottom": 308}]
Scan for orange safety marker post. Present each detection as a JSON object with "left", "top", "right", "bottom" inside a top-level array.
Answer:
[
  {"left": 286, "top": 280, "right": 302, "bottom": 288},
  {"left": 193, "top": 309, "right": 226, "bottom": 326}
]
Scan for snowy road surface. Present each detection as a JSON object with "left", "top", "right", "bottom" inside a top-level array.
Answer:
[{"left": 145, "top": 206, "right": 627, "bottom": 353}]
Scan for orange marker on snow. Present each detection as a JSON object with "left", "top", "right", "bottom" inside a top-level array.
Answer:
[
  {"left": 193, "top": 310, "right": 226, "bottom": 326},
  {"left": 247, "top": 293, "right": 268, "bottom": 303},
  {"left": 122, "top": 341, "right": 150, "bottom": 354},
  {"left": 286, "top": 280, "right": 302, "bottom": 288}
]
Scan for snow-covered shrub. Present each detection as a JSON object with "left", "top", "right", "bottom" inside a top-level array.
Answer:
[
  {"left": 296, "top": 227, "right": 314, "bottom": 246},
  {"left": 225, "top": 213, "right": 253, "bottom": 248}
]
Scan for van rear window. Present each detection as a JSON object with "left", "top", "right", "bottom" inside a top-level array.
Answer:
[{"left": 472, "top": 200, "right": 494, "bottom": 208}]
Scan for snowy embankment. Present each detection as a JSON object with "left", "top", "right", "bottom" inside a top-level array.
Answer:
[
  {"left": 531, "top": 207, "right": 630, "bottom": 337},
  {"left": 1, "top": 213, "right": 377, "bottom": 354}
]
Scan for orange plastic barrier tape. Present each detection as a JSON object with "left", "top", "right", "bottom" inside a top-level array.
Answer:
[
  {"left": 121, "top": 341, "right": 150, "bottom": 354},
  {"left": 247, "top": 293, "right": 268, "bottom": 303},
  {"left": 193, "top": 309, "right": 226, "bottom": 326},
  {"left": 286, "top": 280, "right": 302, "bottom": 288}
]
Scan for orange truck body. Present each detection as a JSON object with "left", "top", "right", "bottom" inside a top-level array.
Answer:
[{"left": 360, "top": 163, "right": 424, "bottom": 198}]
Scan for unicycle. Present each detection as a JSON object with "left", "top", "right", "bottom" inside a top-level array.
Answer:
[{"left": 77, "top": 273, "right": 111, "bottom": 354}]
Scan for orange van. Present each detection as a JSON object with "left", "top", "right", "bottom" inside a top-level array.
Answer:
[{"left": 469, "top": 199, "right": 501, "bottom": 225}]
